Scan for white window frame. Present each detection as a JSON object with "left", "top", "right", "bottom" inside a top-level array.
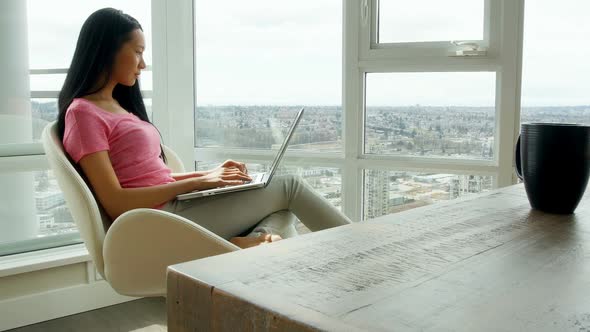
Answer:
[
  {"left": 351, "top": 0, "right": 523, "bottom": 221},
  {"left": 360, "top": 0, "right": 497, "bottom": 59}
]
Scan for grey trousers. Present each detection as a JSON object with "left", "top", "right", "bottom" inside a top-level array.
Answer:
[{"left": 161, "top": 174, "right": 352, "bottom": 240}]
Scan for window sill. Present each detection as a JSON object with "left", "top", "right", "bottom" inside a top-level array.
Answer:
[{"left": 0, "top": 243, "right": 90, "bottom": 278}]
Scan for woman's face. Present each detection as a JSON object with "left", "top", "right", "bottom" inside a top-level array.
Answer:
[{"left": 112, "top": 29, "right": 146, "bottom": 87}]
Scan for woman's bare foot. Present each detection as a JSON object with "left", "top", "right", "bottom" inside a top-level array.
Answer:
[{"left": 230, "top": 234, "right": 283, "bottom": 249}]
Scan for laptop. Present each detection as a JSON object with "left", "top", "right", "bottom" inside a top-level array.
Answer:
[{"left": 176, "top": 108, "right": 305, "bottom": 201}]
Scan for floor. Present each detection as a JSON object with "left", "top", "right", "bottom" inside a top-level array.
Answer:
[{"left": 9, "top": 297, "right": 167, "bottom": 332}]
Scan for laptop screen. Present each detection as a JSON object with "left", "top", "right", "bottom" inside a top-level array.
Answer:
[{"left": 266, "top": 108, "right": 305, "bottom": 183}]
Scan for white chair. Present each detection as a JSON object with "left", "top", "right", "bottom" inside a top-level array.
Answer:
[{"left": 41, "top": 121, "right": 297, "bottom": 297}]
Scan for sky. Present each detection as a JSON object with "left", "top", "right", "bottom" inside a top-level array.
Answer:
[{"left": 24, "top": 0, "right": 590, "bottom": 107}]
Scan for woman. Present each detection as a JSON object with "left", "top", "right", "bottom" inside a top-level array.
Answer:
[{"left": 57, "top": 8, "right": 351, "bottom": 249}]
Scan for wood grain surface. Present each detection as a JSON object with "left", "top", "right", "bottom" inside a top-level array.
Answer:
[{"left": 168, "top": 184, "right": 590, "bottom": 331}]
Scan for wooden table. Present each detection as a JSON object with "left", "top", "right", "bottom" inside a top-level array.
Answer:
[{"left": 167, "top": 184, "right": 590, "bottom": 331}]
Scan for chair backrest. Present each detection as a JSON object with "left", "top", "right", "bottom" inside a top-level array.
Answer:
[
  {"left": 161, "top": 144, "right": 185, "bottom": 173},
  {"left": 41, "top": 121, "right": 185, "bottom": 279}
]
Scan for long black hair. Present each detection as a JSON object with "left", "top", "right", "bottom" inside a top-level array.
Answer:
[{"left": 57, "top": 8, "right": 165, "bottom": 162}]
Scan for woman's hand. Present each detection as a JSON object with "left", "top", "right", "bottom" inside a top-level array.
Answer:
[
  {"left": 191, "top": 166, "right": 251, "bottom": 191},
  {"left": 218, "top": 159, "right": 248, "bottom": 174}
]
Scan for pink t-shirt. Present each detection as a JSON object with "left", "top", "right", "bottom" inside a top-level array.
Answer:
[{"left": 63, "top": 98, "right": 175, "bottom": 207}]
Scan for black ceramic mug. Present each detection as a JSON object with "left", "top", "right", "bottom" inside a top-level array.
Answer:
[{"left": 515, "top": 123, "right": 590, "bottom": 214}]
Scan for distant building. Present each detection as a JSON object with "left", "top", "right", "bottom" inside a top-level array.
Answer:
[
  {"left": 300, "top": 168, "right": 323, "bottom": 177},
  {"left": 38, "top": 213, "right": 54, "bottom": 232},
  {"left": 388, "top": 193, "right": 406, "bottom": 206},
  {"left": 449, "top": 175, "right": 488, "bottom": 199},
  {"left": 35, "top": 191, "right": 64, "bottom": 211},
  {"left": 413, "top": 174, "right": 453, "bottom": 184},
  {"left": 364, "top": 170, "right": 389, "bottom": 219},
  {"left": 48, "top": 205, "right": 73, "bottom": 224}
]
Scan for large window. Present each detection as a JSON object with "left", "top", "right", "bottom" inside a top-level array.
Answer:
[
  {"left": 364, "top": 170, "right": 492, "bottom": 219},
  {"left": 26, "top": 0, "right": 154, "bottom": 129},
  {"left": 377, "top": 0, "right": 484, "bottom": 43},
  {"left": 0, "top": 0, "right": 152, "bottom": 256},
  {"left": 521, "top": 0, "right": 590, "bottom": 125},
  {"left": 353, "top": 0, "right": 517, "bottom": 220},
  {"left": 365, "top": 72, "right": 496, "bottom": 159},
  {"left": 193, "top": 0, "right": 521, "bottom": 222},
  {"left": 194, "top": 0, "right": 342, "bottom": 152},
  {"left": 194, "top": 0, "right": 343, "bottom": 229}
]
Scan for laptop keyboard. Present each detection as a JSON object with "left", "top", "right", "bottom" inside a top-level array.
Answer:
[{"left": 244, "top": 173, "right": 263, "bottom": 184}]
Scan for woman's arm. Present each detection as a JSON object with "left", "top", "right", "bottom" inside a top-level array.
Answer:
[
  {"left": 171, "top": 170, "right": 209, "bottom": 181},
  {"left": 79, "top": 151, "right": 250, "bottom": 220}
]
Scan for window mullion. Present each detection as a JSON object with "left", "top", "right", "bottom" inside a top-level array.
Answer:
[
  {"left": 358, "top": 0, "right": 372, "bottom": 61},
  {"left": 357, "top": 158, "right": 498, "bottom": 175},
  {"left": 195, "top": 148, "right": 345, "bottom": 167},
  {"left": 343, "top": 0, "right": 363, "bottom": 222},
  {"left": 152, "top": 0, "right": 195, "bottom": 170},
  {"left": 359, "top": 60, "right": 499, "bottom": 73},
  {"left": 495, "top": 0, "right": 524, "bottom": 187}
]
